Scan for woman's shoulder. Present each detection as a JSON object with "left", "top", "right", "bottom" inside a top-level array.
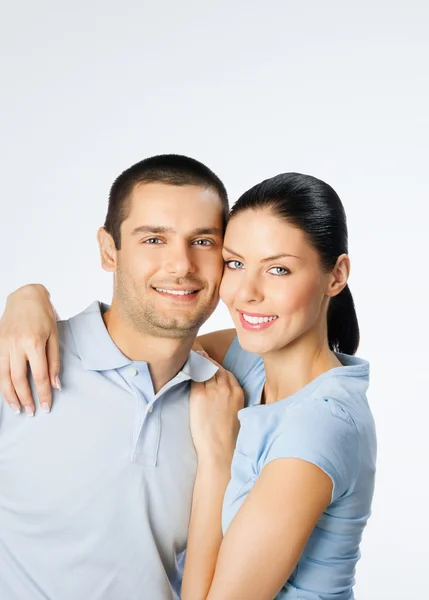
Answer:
[{"left": 313, "top": 355, "right": 374, "bottom": 431}]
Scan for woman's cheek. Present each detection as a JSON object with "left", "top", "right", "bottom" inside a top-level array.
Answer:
[
  {"left": 283, "top": 277, "right": 323, "bottom": 317},
  {"left": 219, "top": 270, "right": 235, "bottom": 306}
]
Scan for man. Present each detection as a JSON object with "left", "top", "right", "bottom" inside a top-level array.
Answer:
[{"left": 0, "top": 154, "right": 240, "bottom": 600}]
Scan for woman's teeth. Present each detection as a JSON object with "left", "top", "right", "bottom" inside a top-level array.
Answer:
[{"left": 242, "top": 314, "right": 278, "bottom": 324}]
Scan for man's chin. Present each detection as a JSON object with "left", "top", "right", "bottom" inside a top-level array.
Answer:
[{"left": 147, "top": 319, "right": 200, "bottom": 340}]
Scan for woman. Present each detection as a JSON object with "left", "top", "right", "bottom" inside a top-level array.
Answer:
[{"left": 0, "top": 173, "right": 376, "bottom": 599}]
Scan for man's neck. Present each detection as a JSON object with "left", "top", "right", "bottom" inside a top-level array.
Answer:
[{"left": 103, "top": 306, "right": 196, "bottom": 394}]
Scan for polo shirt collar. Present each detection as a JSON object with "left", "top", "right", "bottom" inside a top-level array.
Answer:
[
  {"left": 69, "top": 301, "right": 132, "bottom": 371},
  {"left": 69, "top": 301, "right": 218, "bottom": 382},
  {"left": 182, "top": 350, "right": 218, "bottom": 382}
]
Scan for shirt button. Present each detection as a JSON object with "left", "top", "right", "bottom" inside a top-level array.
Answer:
[
  {"left": 148, "top": 405, "right": 153, "bottom": 413},
  {"left": 128, "top": 367, "right": 138, "bottom": 377}
]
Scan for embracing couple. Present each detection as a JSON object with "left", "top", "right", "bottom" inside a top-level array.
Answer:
[{"left": 0, "top": 154, "right": 376, "bottom": 600}]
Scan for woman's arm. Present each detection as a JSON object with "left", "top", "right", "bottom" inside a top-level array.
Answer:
[
  {"left": 0, "top": 284, "right": 59, "bottom": 415},
  {"left": 196, "top": 329, "right": 237, "bottom": 364},
  {"left": 184, "top": 457, "right": 332, "bottom": 600},
  {"left": 0, "top": 286, "right": 235, "bottom": 416},
  {"left": 182, "top": 363, "right": 244, "bottom": 600},
  {"left": 182, "top": 458, "right": 232, "bottom": 600}
]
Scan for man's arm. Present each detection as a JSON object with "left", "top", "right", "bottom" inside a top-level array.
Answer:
[{"left": 0, "top": 284, "right": 60, "bottom": 415}]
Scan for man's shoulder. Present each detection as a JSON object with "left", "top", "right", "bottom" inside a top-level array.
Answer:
[{"left": 56, "top": 319, "right": 81, "bottom": 363}]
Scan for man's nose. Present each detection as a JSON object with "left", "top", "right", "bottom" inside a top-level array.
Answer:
[{"left": 165, "top": 244, "right": 196, "bottom": 277}]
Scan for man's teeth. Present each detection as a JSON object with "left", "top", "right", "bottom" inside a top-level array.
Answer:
[
  {"left": 242, "top": 314, "right": 278, "bottom": 324},
  {"left": 156, "top": 288, "right": 195, "bottom": 296}
]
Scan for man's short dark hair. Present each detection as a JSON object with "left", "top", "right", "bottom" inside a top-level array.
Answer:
[{"left": 104, "top": 154, "right": 229, "bottom": 249}]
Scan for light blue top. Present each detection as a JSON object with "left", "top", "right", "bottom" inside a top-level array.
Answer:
[
  {"left": 0, "top": 301, "right": 217, "bottom": 600},
  {"left": 222, "top": 337, "right": 376, "bottom": 600}
]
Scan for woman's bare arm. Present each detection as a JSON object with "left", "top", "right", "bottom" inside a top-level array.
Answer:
[
  {"left": 196, "top": 329, "right": 236, "bottom": 364},
  {"left": 0, "top": 289, "right": 236, "bottom": 416},
  {"left": 183, "top": 457, "right": 332, "bottom": 600},
  {"left": 0, "top": 284, "right": 59, "bottom": 415}
]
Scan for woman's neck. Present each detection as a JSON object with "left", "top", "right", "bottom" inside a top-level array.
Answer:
[{"left": 261, "top": 328, "right": 342, "bottom": 405}]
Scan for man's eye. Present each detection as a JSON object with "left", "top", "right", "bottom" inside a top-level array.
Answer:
[
  {"left": 225, "top": 260, "right": 244, "bottom": 270},
  {"left": 193, "top": 239, "right": 213, "bottom": 246},
  {"left": 144, "top": 238, "right": 163, "bottom": 244},
  {"left": 268, "top": 266, "right": 289, "bottom": 276}
]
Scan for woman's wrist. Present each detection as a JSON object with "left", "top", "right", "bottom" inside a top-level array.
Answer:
[
  {"left": 8, "top": 283, "right": 50, "bottom": 303},
  {"left": 196, "top": 450, "right": 234, "bottom": 474}
]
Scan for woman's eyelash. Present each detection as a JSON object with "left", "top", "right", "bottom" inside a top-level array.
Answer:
[
  {"left": 268, "top": 266, "right": 290, "bottom": 275},
  {"left": 224, "top": 260, "right": 244, "bottom": 269},
  {"left": 224, "top": 260, "right": 290, "bottom": 276}
]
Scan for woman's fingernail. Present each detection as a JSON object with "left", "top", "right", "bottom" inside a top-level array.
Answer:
[
  {"left": 10, "top": 403, "right": 21, "bottom": 414},
  {"left": 41, "top": 402, "right": 50, "bottom": 414},
  {"left": 24, "top": 406, "right": 34, "bottom": 417},
  {"left": 55, "top": 376, "right": 62, "bottom": 391}
]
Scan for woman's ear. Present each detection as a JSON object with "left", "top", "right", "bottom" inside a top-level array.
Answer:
[
  {"left": 326, "top": 254, "right": 350, "bottom": 298},
  {"left": 97, "top": 227, "right": 117, "bottom": 272}
]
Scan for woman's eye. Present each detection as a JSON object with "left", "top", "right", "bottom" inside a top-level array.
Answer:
[
  {"left": 268, "top": 266, "right": 289, "bottom": 276},
  {"left": 144, "top": 238, "right": 163, "bottom": 245},
  {"left": 225, "top": 260, "right": 244, "bottom": 270}
]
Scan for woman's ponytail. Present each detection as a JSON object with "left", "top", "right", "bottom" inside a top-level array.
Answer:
[{"left": 327, "top": 284, "right": 359, "bottom": 355}]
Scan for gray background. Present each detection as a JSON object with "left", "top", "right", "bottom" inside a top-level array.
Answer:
[{"left": 1, "top": 1, "right": 428, "bottom": 597}]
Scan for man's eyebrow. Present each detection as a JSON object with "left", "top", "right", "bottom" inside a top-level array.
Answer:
[
  {"left": 131, "top": 225, "right": 175, "bottom": 235},
  {"left": 222, "top": 246, "right": 301, "bottom": 261},
  {"left": 192, "top": 227, "right": 223, "bottom": 237},
  {"left": 131, "top": 226, "right": 223, "bottom": 236}
]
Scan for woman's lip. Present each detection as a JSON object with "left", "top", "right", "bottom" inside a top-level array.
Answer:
[
  {"left": 237, "top": 310, "right": 279, "bottom": 331},
  {"left": 237, "top": 309, "right": 278, "bottom": 318}
]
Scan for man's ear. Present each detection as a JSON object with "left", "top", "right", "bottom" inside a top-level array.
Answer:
[
  {"left": 97, "top": 227, "right": 117, "bottom": 272},
  {"left": 326, "top": 254, "right": 350, "bottom": 298}
]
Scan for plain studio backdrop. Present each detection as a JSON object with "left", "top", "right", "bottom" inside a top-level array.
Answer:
[{"left": 0, "top": 1, "right": 428, "bottom": 597}]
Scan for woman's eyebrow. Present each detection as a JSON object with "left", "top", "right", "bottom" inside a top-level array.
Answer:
[
  {"left": 222, "top": 246, "right": 243, "bottom": 258},
  {"left": 261, "top": 253, "right": 301, "bottom": 261},
  {"left": 223, "top": 247, "right": 301, "bottom": 261}
]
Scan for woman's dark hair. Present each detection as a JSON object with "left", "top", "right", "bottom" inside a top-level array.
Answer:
[{"left": 230, "top": 173, "right": 359, "bottom": 355}]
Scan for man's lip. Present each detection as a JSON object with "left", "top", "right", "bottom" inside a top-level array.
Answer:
[
  {"left": 237, "top": 309, "right": 278, "bottom": 318},
  {"left": 152, "top": 286, "right": 201, "bottom": 292}
]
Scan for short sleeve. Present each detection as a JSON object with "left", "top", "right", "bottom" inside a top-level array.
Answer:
[
  {"left": 222, "top": 336, "right": 263, "bottom": 389},
  {"left": 262, "top": 397, "right": 360, "bottom": 502}
]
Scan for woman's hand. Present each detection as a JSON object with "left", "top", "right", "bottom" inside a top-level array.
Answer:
[
  {"left": 190, "top": 355, "right": 244, "bottom": 466},
  {"left": 0, "top": 284, "right": 59, "bottom": 416}
]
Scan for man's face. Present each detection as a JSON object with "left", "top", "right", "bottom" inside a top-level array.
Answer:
[{"left": 105, "top": 182, "right": 224, "bottom": 339}]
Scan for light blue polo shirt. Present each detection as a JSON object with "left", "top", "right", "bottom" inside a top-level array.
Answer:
[
  {"left": 222, "top": 337, "right": 376, "bottom": 600},
  {"left": 0, "top": 301, "right": 217, "bottom": 600}
]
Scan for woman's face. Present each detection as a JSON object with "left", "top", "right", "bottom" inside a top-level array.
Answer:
[{"left": 220, "top": 208, "right": 334, "bottom": 355}]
